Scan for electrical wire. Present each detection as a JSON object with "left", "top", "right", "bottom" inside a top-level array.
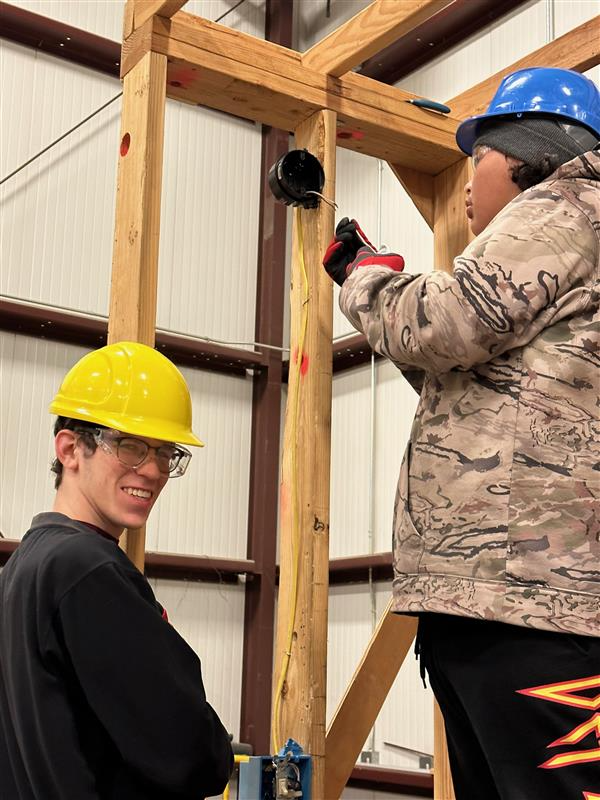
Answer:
[
  {"left": 1, "top": 2, "right": 248, "bottom": 186},
  {"left": 0, "top": 93, "right": 123, "bottom": 186},
  {"left": 271, "top": 206, "right": 309, "bottom": 753},
  {"left": 214, "top": 0, "right": 247, "bottom": 24}
]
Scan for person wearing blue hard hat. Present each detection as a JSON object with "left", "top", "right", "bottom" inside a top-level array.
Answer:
[
  {"left": 459, "top": 67, "right": 600, "bottom": 235},
  {"left": 323, "top": 66, "right": 600, "bottom": 799}
]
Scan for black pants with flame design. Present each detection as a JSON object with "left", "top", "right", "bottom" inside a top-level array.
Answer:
[{"left": 417, "top": 613, "right": 600, "bottom": 800}]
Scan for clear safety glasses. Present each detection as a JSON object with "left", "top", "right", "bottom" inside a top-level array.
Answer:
[{"left": 78, "top": 428, "right": 192, "bottom": 478}]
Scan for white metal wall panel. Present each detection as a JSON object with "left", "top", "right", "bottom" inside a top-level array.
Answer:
[
  {"left": 327, "top": 583, "right": 377, "bottom": 722},
  {"left": 0, "top": 333, "right": 88, "bottom": 539},
  {"left": 330, "top": 364, "right": 371, "bottom": 557},
  {"left": 2, "top": 4, "right": 265, "bottom": 346},
  {"left": 379, "top": 161, "right": 433, "bottom": 273},
  {"left": 0, "top": 44, "right": 119, "bottom": 316},
  {"left": 294, "top": 0, "right": 372, "bottom": 52},
  {"left": 330, "top": 358, "right": 420, "bottom": 558},
  {"left": 10, "top": 0, "right": 266, "bottom": 41},
  {"left": 156, "top": 103, "right": 262, "bottom": 346},
  {"left": 146, "top": 365, "right": 253, "bottom": 558},
  {"left": 555, "top": 0, "right": 600, "bottom": 89},
  {"left": 372, "top": 360, "right": 420, "bottom": 554},
  {"left": 332, "top": 148, "right": 381, "bottom": 339},
  {"left": 148, "top": 577, "right": 245, "bottom": 740}
]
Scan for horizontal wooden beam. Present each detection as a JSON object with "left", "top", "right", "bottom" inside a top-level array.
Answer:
[
  {"left": 302, "top": 0, "right": 452, "bottom": 78},
  {"left": 448, "top": 14, "right": 600, "bottom": 120},
  {"left": 133, "top": 0, "right": 188, "bottom": 29},
  {"left": 121, "top": 11, "right": 463, "bottom": 173}
]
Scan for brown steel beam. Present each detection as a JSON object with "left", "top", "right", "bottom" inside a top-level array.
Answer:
[
  {"left": 0, "top": 299, "right": 267, "bottom": 376},
  {"left": 2, "top": 537, "right": 394, "bottom": 585},
  {"left": 349, "top": 765, "right": 433, "bottom": 797},
  {"left": 144, "top": 552, "right": 258, "bottom": 583},
  {"left": 359, "top": 0, "right": 530, "bottom": 86},
  {"left": 329, "top": 552, "right": 393, "bottom": 584},
  {"left": 0, "top": 1, "right": 120, "bottom": 76},
  {"left": 239, "top": 0, "right": 293, "bottom": 757}
]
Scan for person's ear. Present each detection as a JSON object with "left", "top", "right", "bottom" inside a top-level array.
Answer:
[{"left": 54, "top": 429, "right": 81, "bottom": 473}]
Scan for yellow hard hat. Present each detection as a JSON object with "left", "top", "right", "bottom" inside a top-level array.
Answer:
[{"left": 49, "top": 341, "right": 204, "bottom": 447}]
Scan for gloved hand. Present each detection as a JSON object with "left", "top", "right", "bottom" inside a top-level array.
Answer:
[{"left": 323, "top": 218, "right": 405, "bottom": 286}]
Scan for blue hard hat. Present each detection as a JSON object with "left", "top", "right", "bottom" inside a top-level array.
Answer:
[{"left": 456, "top": 67, "right": 600, "bottom": 155}]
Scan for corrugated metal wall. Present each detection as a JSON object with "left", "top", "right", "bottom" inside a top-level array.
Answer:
[{"left": 1, "top": 0, "right": 598, "bottom": 791}]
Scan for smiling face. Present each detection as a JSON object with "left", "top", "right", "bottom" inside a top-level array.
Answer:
[
  {"left": 53, "top": 429, "right": 169, "bottom": 539},
  {"left": 465, "top": 145, "right": 523, "bottom": 236}
]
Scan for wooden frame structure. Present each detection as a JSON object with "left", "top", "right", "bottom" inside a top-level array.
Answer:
[{"left": 110, "top": 2, "right": 600, "bottom": 798}]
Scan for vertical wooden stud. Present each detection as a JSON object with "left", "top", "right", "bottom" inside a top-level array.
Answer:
[
  {"left": 434, "top": 702, "right": 455, "bottom": 800},
  {"left": 433, "top": 157, "right": 473, "bottom": 272},
  {"left": 109, "top": 49, "right": 167, "bottom": 568},
  {"left": 272, "top": 108, "right": 336, "bottom": 799},
  {"left": 431, "top": 154, "right": 472, "bottom": 799}
]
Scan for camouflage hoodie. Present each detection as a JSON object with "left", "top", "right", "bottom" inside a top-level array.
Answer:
[{"left": 339, "top": 151, "right": 600, "bottom": 637}]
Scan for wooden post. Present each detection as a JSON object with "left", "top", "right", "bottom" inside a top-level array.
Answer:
[
  {"left": 325, "top": 601, "right": 418, "bottom": 799},
  {"left": 429, "top": 155, "right": 472, "bottom": 800},
  {"left": 433, "top": 157, "right": 472, "bottom": 272},
  {"left": 108, "top": 49, "right": 168, "bottom": 568},
  {"left": 272, "top": 108, "right": 336, "bottom": 799}
]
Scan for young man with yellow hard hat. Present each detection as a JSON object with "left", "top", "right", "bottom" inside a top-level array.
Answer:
[{"left": 0, "top": 342, "right": 233, "bottom": 799}]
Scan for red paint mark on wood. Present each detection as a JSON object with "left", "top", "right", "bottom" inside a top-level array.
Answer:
[
  {"left": 292, "top": 347, "right": 309, "bottom": 377},
  {"left": 168, "top": 66, "right": 197, "bottom": 89},
  {"left": 120, "top": 132, "right": 130, "bottom": 156},
  {"left": 337, "top": 129, "right": 365, "bottom": 141},
  {"left": 300, "top": 353, "right": 309, "bottom": 376}
]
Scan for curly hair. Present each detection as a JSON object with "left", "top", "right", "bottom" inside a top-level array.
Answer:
[
  {"left": 509, "top": 154, "right": 561, "bottom": 191},
  {"left": 51, "top": 417, "right": 100, "bottom": 489}
]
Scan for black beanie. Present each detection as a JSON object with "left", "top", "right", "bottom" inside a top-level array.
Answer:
[{"left": 473, "top": 117, "right": 597, "bottom": 169}]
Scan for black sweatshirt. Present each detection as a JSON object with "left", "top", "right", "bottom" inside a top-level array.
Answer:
[{"left": 0, "top": 513, "right": 233, "bottom": 799}]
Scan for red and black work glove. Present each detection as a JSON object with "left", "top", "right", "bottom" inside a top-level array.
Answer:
[{"left": 323, "top": 217, "right": 405, "bottom": 286}]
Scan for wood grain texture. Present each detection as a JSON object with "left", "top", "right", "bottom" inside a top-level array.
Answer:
[
  {"left": 389, "top": 163, "right": 434, "bottom": 230},
  {"left": 133, "top": 0, "right": 188, "bottom": 29},
  {"left": 433, "top": 158, "right": 472, "bottom": 272},
  {"left": 302, "top": 0, "right": 452, "bottom": 77},
  {"left": 434, "top": 702, "right": 455, "bottom": 800},
  {"left": 272, "top": 109, "right": 336, "bottom": 800},
  {"left": 109, "top": 51, "right": 167, "bottom": 567},
  {"left": 325, "top": 601, "right": 418, "bottom": 799},
  {"left": 140, "top": 12, "right": 462, "bottom": 172}
]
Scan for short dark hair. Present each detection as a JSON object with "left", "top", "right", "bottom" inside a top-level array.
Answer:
[
  {"left": 51, "top": 417, "right": 101, "bottom": 489},
  {"left": 509, "top": 155, "right": 561, "bottom": 191}
]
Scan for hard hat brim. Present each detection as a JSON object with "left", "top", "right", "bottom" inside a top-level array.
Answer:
[{"left": 49, "top": 402, "right": 205, "bottom": 447}]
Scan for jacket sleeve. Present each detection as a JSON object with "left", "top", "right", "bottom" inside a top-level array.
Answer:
[
  {"left": 52, "top": 562, "right": 233, "bottom": 798},
  {"left": 339, "top": 187, "right": 598, "bottom": 374}
]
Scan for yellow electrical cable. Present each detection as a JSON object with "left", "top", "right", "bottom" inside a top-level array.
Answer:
[{"left": 271, "top": 207, "right": 310, "bottom": 754}]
